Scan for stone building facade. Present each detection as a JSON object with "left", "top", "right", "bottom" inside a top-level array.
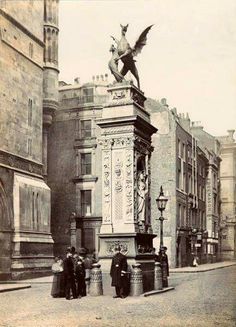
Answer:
[
  {"left": 217, "top": 130, "right": 236, "bottom": 260},
  {"left": 190, "top": 122, "right": 221, "bottom": 262},
  {"left": 48, "top": 76, "right": 109, "bottom": 257},
  {"left": 0, "top": 0, "right": 59, "bottom": 279},
  {"left": 146, "top": 99, "right": 209, "bottom": 267}
]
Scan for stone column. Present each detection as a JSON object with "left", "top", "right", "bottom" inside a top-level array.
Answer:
[{"left": 97, "top": 82, "right": 157, "bottom": 285}]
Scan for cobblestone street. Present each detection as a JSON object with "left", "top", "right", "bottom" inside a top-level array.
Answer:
[{"left": 0, "top": 266, "right": 235, "bottom": 327}]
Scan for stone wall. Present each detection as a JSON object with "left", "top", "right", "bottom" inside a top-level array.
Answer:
[
  {"left": 0, "top": 10, "right": 43, "bottom": 163},
  {"left": 149, "top": 107, "right": 177, "bottom": 267},
  {"left": 48, "top": 118, "right": 77, "bottom": 255},
  {"left": 1, "top": 0, "right": 44, "bottom": 40}
]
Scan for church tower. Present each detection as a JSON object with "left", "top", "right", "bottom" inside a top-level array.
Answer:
[{"left": 43, "top": 0, "right": 59, "bottom": 176}]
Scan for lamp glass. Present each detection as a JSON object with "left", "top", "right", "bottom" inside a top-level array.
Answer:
[{"left": 156, "top": 187, "right": 168, "bottom": 211}]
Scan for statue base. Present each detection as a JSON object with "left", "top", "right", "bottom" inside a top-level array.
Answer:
[{"left": 98, "top": 232, "right": 156, "bottom": 293}]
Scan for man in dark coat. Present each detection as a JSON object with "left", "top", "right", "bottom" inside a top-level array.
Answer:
[
  {"left": 63, "top": 248, "right": 77, "bottom": 300},
  {"left": 75, "top": 259, "right": 86, "bottom": 298},
  {"left": 158, "top": 246, "right": 169, "bottom": 287},
  {"left": 110, "top": 245, "right": 128, "bottom": 298}
]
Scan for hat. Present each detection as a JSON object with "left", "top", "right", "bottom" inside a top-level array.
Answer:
[
  {"left": 114, "top": 244, "right": 121, "bottom": 252},
  {"left": 66, "top": 247, "right": 71, "bottom": 253}
]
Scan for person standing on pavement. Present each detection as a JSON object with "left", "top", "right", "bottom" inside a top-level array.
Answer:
[
  {"left": 51, "top": 256, "right": 64, "bottom": 298},
  {"left": 75, "top": 258, "right": 86, "bottom": 298},
  {"left": 63, "top": 248, "right": 77, "bottom": 300},
  {"left": 110, "top": 244, "right": 128, "bottom": 298},
  {"left": 158, "top": 246, "right": 169, "bottom": 287}
]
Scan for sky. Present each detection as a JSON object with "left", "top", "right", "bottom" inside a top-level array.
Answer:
[{"left": 58, "top": 0, "right": 236, "bottom": 136}]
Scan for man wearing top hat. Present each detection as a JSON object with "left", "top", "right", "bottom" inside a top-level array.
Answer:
[
  {"left": 110, "top": 244, "right": 128, "bottom": 298},
  {"left": 63, "top": 247, "right": 77, "bottom": 300}
]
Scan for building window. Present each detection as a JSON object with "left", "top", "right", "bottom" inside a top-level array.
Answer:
[
  {"left": 202, "top": 186, "right": 205, "bottom": 200},
  {"left": 183, "top": 143, "right": 185, "bottom": 161},
  {"left": 81, "top": 120, "right": 92, "bottom": 138},
  {"left": 183, "top": 172, "right": 186, "bottom": 192},
  {"left": 81, "top": 153, "right": 92, "bottom": 175},
  {"left": 177, "top": 168, "right": 182, "bottom": 190},
  {"left": 178, "top": 204, "right": 181, "bottom": 227},
  {"left": 29, "top": 42, "right": 33, "bottom": 58},
  {"left": 213, "top": 194, "right": 217, "bottom": 214},
  {"left": 83, "top": 88, "right": 94, "bottom": 103},
  {"left": 28, "top": 138, "right": 32, "bottom": 156},
  {"left": 178, "top": 139, "right": 181, "bottom": 157},
  {"left": 183, "top": 206, "right": 186, "bottom": 226},
  {"left": 28, "top": 98, "right": 33, "bottom": 126},
  {"left": 188, "top": 174, "right": 192, "bottom": 193},
  {"left": 202, "top": 211, "right": 206, "bottom": 229},
  {"left": 81, "top": 190, "right": 92, "bottom": 217}
]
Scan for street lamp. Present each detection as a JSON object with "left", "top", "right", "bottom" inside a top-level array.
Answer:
[{"left": 156, "top": 186, "right": 168, "bottom": 251}]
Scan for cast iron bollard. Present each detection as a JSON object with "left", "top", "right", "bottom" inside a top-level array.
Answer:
[
  {"left": 130, "top": 263, "right": 143, "bottom": 296},
  {"left": 154, "top": 262, "right": 163, "bottom": 290},
  {"left": 89, "top": 263, "right": 103, "bottom": 296}
]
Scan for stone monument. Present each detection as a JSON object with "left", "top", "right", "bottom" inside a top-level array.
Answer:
[
  {"left": 97, "top": 81, "right": 157, "bottom": 292},
  {"left": 97, "top": 24, "right": 157, "bottom": 293}
]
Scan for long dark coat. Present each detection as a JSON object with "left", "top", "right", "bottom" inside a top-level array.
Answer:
[{"left": 110, "top": 252, "right": 128, "bottom": 287}]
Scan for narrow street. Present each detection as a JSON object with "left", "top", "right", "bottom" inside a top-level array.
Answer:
[{"left": 0, "top": 266, "right": 235, "bottom": 327}]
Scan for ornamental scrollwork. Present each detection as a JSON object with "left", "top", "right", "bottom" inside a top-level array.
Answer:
[{"left": 106, "top": 241, "right": 129, "bottom": 255}]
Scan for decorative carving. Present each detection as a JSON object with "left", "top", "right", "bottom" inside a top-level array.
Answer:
[
  {"left": 102, "top": 126, "right": 134, "bottom": 135},
  {"left": 125, "top": 151, "right": 133, "bottom": 219},
  {"left": 131, "top": 91, "right": 145, "bottom": 108},
  {"left": 98, "top": 138, "right": 114, "bottom": 149},
  {"left": 0, "top": 150, "right": 42, "bottom": 175},
  {"left": 103, "top": 152, "right": 111, "bottom": 223},
  {"left": 8, "top": 156, "right": 15, "bottom": 167},
  {"left": 106, "top": 241, "right": 129, "bottom": 255},
  {"left": 134, "top": 136, "right": 153, "bottom": 154},
  {"left": 114, "top": 157, "right": 123, "bottom": 193},
  {"left": 112, "top": 90, "right": 126, "bottom": 100}
]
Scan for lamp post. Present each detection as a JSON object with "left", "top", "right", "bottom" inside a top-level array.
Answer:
[
  {"left": 156, "top": 186, "right": 169, "bottom": 288},
  {"left": 156, "top": 186, "right": 168, "bottom": 252}
]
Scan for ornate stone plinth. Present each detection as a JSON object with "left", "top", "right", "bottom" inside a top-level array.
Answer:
[{"left": 97, "top": 82, "right": 157, "bottom": 292}]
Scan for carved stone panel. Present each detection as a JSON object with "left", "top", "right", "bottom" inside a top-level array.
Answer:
[
  {"left": 102, "top": 151, "right": 112, "bottom": 224},
  {"left": 125, "top": 150, "right": 133, "bottom": 222},
  {"left": 106, "top": 240, "right": 129, "bottom": 256},
  {"left": 113, "top": 152, "right": 124, "bottom": 222}
]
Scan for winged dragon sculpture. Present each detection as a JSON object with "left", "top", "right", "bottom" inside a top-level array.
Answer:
[{"left": 109, "top": 24, "right": 153, "bottom": 89}]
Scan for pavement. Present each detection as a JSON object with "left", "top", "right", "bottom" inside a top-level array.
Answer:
[
  {"left": 0, "top": 265, "right": 235, "bottom": 327},
  {"left": 170, "top": 260, "right": 236, "bottom": 273},
  {"left": 0, "top": 260, "right": 235, "bottom": 293},
  {"left": 0, "top": 283, "right": 31, "bottom": 293}
]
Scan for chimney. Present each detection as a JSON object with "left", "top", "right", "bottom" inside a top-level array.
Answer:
[
  {"left": 161, "top": 98, "right": 168, "bottom": 107},
  {"left": 227, "top": 129, "right": 235, "bottom": 141},
  {"left": 74, "top": 77, "right": 80, "bottom": 84},
  {"left": 179, "top": 112, "right": 191, "bottom": 132}
]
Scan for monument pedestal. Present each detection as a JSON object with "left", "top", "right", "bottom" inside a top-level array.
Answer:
[{"left": 97, "top": 81, "right": 157, "bottom": 293}]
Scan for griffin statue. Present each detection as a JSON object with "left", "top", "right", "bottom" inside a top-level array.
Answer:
[{"left": 109, "top": 24, "right": 153, "bottom": 89}]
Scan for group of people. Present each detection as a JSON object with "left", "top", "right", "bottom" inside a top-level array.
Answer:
[
  {"left": 51, "top": 247, "right": 96, "bottom": 300},
  {"left": 51, "top": 245, "right": 169, "bottom": 300}
]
